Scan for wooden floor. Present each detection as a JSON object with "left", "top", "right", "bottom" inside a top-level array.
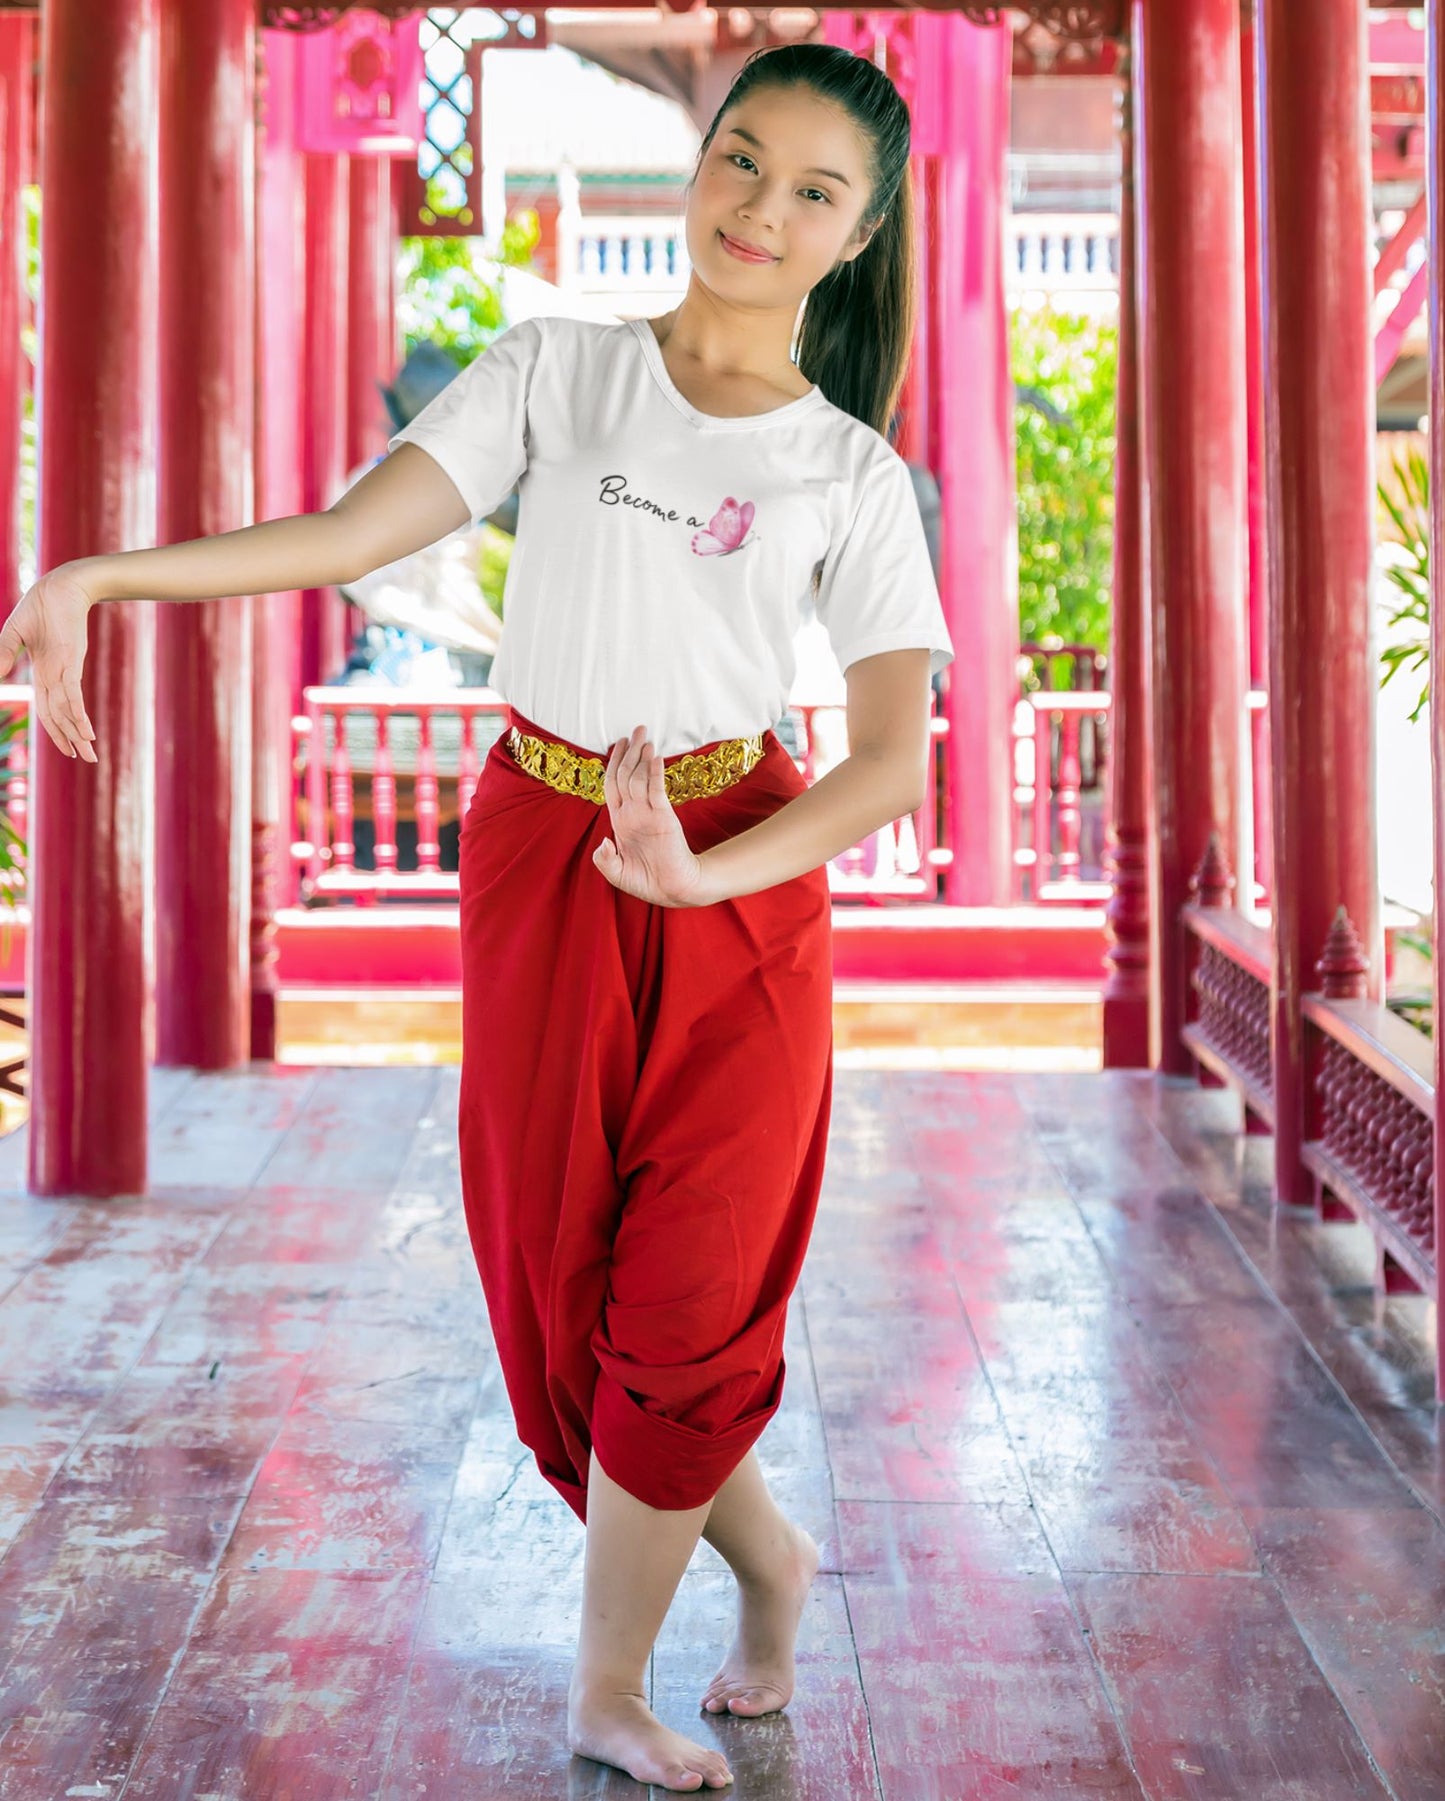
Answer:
[{"left": 0, "top": 1061, "right": 1440, "bottom": 1799}]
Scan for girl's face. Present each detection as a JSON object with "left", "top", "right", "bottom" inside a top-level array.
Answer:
[{"left": 686, "top": 85, "right": 879, "bottom": 309}]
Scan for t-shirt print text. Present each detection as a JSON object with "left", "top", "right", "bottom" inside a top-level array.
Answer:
[{"left": 597, "top": 473, "right": 758, "bottom": 557}]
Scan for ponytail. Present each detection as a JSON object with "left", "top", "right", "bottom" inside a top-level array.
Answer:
[{"left": 795, "top": 168, "right": 916, "bottom": 438}]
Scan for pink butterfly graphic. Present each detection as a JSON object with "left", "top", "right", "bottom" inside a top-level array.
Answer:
[{"left": 691, "top": 495, "right": 756, "bottom": 556}]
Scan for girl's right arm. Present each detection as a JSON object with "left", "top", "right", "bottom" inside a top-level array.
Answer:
[{"left": 0, "top": 441, "right": 473, "bottom": 763}]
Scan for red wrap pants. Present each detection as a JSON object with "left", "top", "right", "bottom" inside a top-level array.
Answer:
[{"left": 457, "top": 706, "right": 834, "bottom": 1523}]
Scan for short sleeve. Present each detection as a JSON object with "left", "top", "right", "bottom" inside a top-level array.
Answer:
[
  {"left": 385, "top": 316, "right": 544, "bottom": 520},
  {"left": 814, "top": 450, "right": 955, "bottom": 680}
]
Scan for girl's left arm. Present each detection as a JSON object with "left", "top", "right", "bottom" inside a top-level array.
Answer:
[{"left": 692, "top": 647, "right": 934, "bottom": 905}]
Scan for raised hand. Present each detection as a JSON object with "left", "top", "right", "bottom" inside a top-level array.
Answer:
[
  {"left": 0, "top": 565, "right": 99, "bottom": 762},
  {"left": 592, "top": 724, "right": 708, "bottom": 907}
]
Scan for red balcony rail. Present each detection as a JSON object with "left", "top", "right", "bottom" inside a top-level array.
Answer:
[
  {"left": 1300, "top": 996, "right": 1434, "bottom": 1294},
  {"left": 290, "top": 687, "right": 953, "bottom": 907},
  {"left": 1012, "top": 689, "right": 1112, "bottom": 903}
]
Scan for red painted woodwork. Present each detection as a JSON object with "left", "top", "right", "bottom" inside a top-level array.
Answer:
[
  {"left": 932, "top": 12, "right": 1016, "bottom": 907},
  {"left": 1300, "top": 992, "right": 1435, "bottom": 1309},
  {"left": 292, "top": 6, "right": 422, "bottom": 158},
  {"left": 1375, "top": 254, "right": 1430, "bottom": 382},
  {"left": 1132, "top": 0, "right": 1250, "bottom": 1075},
  {"left": 346, "top": 157, "right": 397, "bottom": 476},
  {"left": 292, "top": 690, "right": 951, "bottom": 907},
  {"left": 155, "top": 0, "right": 255, "bottom": 1071},
  {"left": 346, "top": 150, "right": 396, "bottom": 659},
  {"left": 1180, "top": 904, "right": 1274, "bottom": 1125},
  {"left": 1428, "top": 0, "right": 1445, "bottom": 1403},
  {"left": 1102, "top": 42, "right": 1149, "bottom": 1068},
  {"left": 1014, "top": 690, "right": 1111, "bottom": 902},
  {"left": 0, "top": 18, "right": 32, "bottom": 633},
  {"left": 1373, "top": 189, "right": 1427, "bottom": 295},
  {"left": 1239, "top": 9, "right": 1273, "bottom": 912},
  {"left": 1257, "top": 0, "right": 1384, "bottom": 1208},
  {"left": 300, "top": 150, "right": 350, "bottom": 689},
  {"left": 28, "top": 0, "right": 158, "bottom": 1197},
  {"left": 252, "top": 28, "right": 310, "bottom": 1061}
]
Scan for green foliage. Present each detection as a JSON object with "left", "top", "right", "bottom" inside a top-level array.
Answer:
[
  {"left": 1011, "top": 306, "right": 1117, "bottom": 659},
  {"left": 395, "top": 193, "right": 540, "bottom": 362},
  {"left": 1376, "top": 443, "right": 1431, "bottom": 723},
  {"left": 395, "top": 201, "right": 541, "bottom": 616}
]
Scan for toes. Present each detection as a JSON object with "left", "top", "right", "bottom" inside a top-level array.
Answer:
[{"left": 727, "top": 1686, "right": 779, "bottom": 1715}]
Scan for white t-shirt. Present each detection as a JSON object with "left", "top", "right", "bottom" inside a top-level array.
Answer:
[{"left": 385, "top": 312, "right": 955, "bottom": 757}]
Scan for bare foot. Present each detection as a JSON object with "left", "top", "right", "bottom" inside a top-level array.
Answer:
[
  {"left": 700, "top": 1520, "right": 820, "bottom": 1717},
  {"left": 568, "top": 1683, "right": 734, "bottom": 1791}
]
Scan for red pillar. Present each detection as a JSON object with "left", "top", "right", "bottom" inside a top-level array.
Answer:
[
  {"left": 1102, "top": 40, "right": 1150, "bottom": 1068},
  {"left": 155, "top": 0, "right": 255, "bottom": 1070},
  {"left": 0, "top": 18, "right": 33, "bottom": 627},
  {"left": 936, "top": 14, "right": 1015, "bottom": 907},
  {"left": 252, "top": 27, "right": 308, "bottom": 1059},
  {"left": 31, "top": 0, "right": 157, "bottom": 1196},
  {"left": 301, "top": 151, "right": 350, "bottom": 688},
  {"left": 346, "top": 153, "right": 397, "bottom": 647},
  {"left": 1132, "top": 0, "right": 1250, "bottom": 1074},
  {"left": 1257, "top": 0, "right": 1382, "bottom": 1205},
  {"left": 1239, "top": 2, "right": 1273, "bottom": 910},
  {"left": 1429, "top": 0, "right": 1445, "bottom": 1398}
]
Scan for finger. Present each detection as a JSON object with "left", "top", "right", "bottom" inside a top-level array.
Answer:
[
  {"left": 61, "top": 675, "right": 94, "bottom": 741},
  {"left": 627, "top": 733, "right": 652, "bottom": 804},
  {"left": 46, "top": 683, "right": 91, "bottom": 760},
  {"left": 32, "top": 689, "right": 68, "bottom": 758},
  {"left": 648, "top": 749, "right": 667, "bottom": 804},
  {"left": 56, "top": 689, "right": 95, "bottom": 756},
  {"left": 47, "top": 689, "right": 80, "bottom": 759},
  {"left": 617, "top": 725, "right": 640, "bottom": 790}
]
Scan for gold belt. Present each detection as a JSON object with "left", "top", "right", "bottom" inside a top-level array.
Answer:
[{"left": 505, "top": 723, "right": 766, "bottom": 806}]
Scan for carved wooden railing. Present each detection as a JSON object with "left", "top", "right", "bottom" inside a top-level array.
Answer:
[
  {"left": 1302, "top": 994, "right": 1434, "bottom": 1295},
  {"left": 290, "top": 687, "right": 952, "bottom": 906},
  {"left": 1181, "top": 895, "right": 1275, "bottom": 1127},
  {"left": 1012, "top": 688, "right": 1111, "bottom": 903},
  {"left": 1182, "top": 853, "right": 1436, "bottom": 1360}
]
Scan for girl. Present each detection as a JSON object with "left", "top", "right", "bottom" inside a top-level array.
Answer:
[{"left": 2, "top": 40, "right": 953, "bottom": 1795}]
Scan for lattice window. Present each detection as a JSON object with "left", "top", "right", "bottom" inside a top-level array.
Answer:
[{"left": 395, "top": 7, "right": 547, "bottom": 238}]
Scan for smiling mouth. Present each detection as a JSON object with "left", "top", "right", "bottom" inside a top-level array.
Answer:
[{"left": 718, "top": 229, "right": 778, "bottom": 263}]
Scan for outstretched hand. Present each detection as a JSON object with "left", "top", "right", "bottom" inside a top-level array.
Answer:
[
  {"left": 592, "top": 724, "right": 709, "bottom": 907},
  {"left": 0, "top": 565, "right": 99, "bottom": 762}
]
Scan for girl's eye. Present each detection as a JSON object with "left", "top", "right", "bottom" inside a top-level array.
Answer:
[{"left": 725, "top": 153, "right": 831, "bottom": 203}]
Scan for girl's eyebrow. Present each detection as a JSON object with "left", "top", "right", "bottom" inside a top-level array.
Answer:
[{"left": 723, "top": 124, "right": 853, "bottom": 188}]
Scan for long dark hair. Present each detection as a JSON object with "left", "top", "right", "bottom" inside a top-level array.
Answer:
[{"left": 686, "top": 41, "right": 917, "bottom": 438}]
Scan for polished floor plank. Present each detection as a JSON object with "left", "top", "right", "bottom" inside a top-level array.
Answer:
[
  {"left": 1068, "top": 1568, "right": 1393, "bottom": 1799},
  {"left": 0, "top": 1062, "right": 1439, "bottom": 1798},
  {"left": 1240, "top": 1503, "right": 1445, "bottom": 1801},
  {"left": 837, "top": 1498, "right": 1146, "bottom": 1800}
]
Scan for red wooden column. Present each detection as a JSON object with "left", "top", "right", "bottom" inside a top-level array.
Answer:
[
  {"left": 252, "top": 27, "right": 308, "bottom": 1059},
  {"left": 300, "top": 151, "right": 350, "bottom": 688},
  {"left": 1102, "top": 38, "right": 1150, "bottom": 1068},
  {"left": 1239, "top": 0, "right": 1273, "bottom": 909},
  {"left": 936, "top": 13, "right": 1015, "bottom": 907},
  {"left": 30, "top": 0, "right": 158, "bottom": 1195},
  {"left": 0, "top": 17, "right": 33, "bottom": 626},
  {"left": 1257, "top": 0, "right": 1382, "bottom": 1206},
  {"left": 1131, "top": 0, "right": 1250, "bottom": 1074},
  {"left": 154, "top": 0, "right": 255, "bottom": 1070},
  {"left": 1421, "top": 0, "right": 1443, "bottom": 1273},
  {"left": 346, "top": 152, "right": 397, "bottom": 645}
]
